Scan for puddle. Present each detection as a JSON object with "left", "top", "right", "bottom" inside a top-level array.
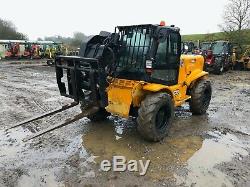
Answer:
[
  {"left": 82, "top": 118, "right": 203, "bottom": 180},
  {"left": 82, "top": 118, "right": 249, "bottom": 184},
  {"left": 175, "top": 131, "right": 249, "bottom": 187}
]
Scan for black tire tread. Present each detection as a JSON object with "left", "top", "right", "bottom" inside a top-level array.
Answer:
[
  {"left": 190, "top": 79, "right": 212, "bottom": 115},
  {"left": 137, "top": 93, "right": 174, "bottom": 142}
]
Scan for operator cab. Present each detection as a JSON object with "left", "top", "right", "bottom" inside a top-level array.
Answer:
[
  {"left": 211, "top": 41, "right": 232, "bottom": 56},
  {"left": 114, "top": 23, "right": 181, "bottom": 86}
]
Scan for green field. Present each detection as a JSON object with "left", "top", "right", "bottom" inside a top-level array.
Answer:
[{"left": 182, "top": 29, "right": 250, "bottom": 45}]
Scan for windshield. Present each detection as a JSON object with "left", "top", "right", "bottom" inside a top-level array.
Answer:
[
  {"left": 117, "top": 28, "right": 153, "bottom": 71},
  {"left": 211, "top": 42, "right": 225, "bottom": 54},
  {"left": 201, "top": 43, "right": 211, "bottom": 51}
]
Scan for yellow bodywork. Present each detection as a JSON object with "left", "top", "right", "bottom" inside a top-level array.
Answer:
[{"left": 105, "top": 55, "right": 208, "bottom": 118}]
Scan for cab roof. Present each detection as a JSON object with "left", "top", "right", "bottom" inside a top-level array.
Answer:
[{"left": 116, "top": 24, "right": 180, "bottom": 32}]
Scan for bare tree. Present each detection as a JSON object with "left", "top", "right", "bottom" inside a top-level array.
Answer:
[{"left": 219, "top": 0, "right": 250, "bottom": 50}]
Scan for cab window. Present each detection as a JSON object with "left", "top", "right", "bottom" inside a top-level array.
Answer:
[
  {"left": 155, "top": 40, "right": 167, "bottom": 65},
  {"left": 169, "top": 33, "right": 179, "bottom": 55},
  {"left": 155, "top": 32, "right": 180, "bottom": 65}
]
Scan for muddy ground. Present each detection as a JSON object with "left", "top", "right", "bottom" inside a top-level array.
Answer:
[{"left": 0, "top": 61, "right": 249, "bottom": 187}]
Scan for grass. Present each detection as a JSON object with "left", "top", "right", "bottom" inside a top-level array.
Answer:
[{"left": 182, "top": 29, "right": 250, "bottom": 45}]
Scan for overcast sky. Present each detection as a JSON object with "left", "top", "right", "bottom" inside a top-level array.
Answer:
[{"left": 0, "top": 0, "right": 229, "bottom": 40}]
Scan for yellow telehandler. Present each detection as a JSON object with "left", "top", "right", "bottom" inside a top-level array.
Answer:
[{"left": 10, "top": 22, "right": 212, "bottom": 142}]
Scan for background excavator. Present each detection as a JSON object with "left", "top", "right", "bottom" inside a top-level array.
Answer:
[{"left": 233, "top": 47, "right": 250, "bottom": 70}]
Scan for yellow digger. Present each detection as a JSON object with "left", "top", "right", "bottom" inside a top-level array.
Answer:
[
  {"left": 233, "top": 48, "right": 250, "bottom": 70},
  {"left": 11, "top": 22, "right": 212, "bottom": 142}
]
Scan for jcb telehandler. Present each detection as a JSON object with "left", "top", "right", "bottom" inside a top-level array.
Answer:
[{"left": 9, "top": 22, "right": 212, "bottom": 142}]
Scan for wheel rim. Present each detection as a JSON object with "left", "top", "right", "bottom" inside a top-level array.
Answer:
[{"left": 155, "top": 105, "right": 170, "bottom": 131}]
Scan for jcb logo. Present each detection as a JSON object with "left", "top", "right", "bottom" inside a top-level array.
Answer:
[
  {"left": 173, "top": 90, "right": 180, "bottom": 96},
  {"left": 191, "top": 59, "right": 196, "bottom": 63}
]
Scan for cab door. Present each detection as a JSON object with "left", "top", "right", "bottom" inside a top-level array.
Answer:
[{"left": 151, "top": 30, "right": 181, "bottom": 85}]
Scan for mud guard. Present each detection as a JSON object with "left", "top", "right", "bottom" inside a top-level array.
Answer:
[
  {"left": 142, "top": 84, "right": 174, "bottom": 98},
  {"left": 105, "top": 79, "right": 144, "bottom": 118},
  {"left": 105, "top": 86, "right": 133, "bottom": 118},
  {"left": 184, "top": 70, "right": 208, "bottom": 87}
]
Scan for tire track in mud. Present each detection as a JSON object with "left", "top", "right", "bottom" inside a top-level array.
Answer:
[
  {"left": 0, "top": 64, "right": 76, "bottom": 132},
  {"left": 0, "top": 64, "right": 98, "bottom": 187}
]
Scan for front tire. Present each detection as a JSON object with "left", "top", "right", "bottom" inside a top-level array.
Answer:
[
  {"left": 189, "top": 79, "right": 212, "bottom": 115},
  {"left": 137, "top": 93, "right": 174, "bottom": 142}
]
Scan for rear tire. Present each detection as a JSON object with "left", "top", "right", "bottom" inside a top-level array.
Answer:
[
  {"left": 189, "top": 79, "right": 212, "bottom": 115},
  {"left": 137, "top": 93, "right": 174, "bottom": 142}
]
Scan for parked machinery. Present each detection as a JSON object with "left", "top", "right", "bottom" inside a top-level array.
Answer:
[
  {"left": 1, "top": 40, "right": 35, "bottom": 59},
  {"left": 233, "top": 48, "right": 250, "bottom": 70},
  {"left": 203, "top": 41, "right": 233, "bottom": 74},
  {"left": 22, "top": 42, "right": 32, "bottom": 58},
  {"left": 200, "top": 42, "right": 212, "bottom": 52},
  {"left": 45, "top": 42, "right": 66, "bottom": 65},
  {"left": 30, "top": 43, "right": 41, "bottom": 59},
  {"left": 182, "top": 41, "right": 199, "bottom": 54},
  {"left": 0, "top": 40, "right": 10, "bottom": 59},
  {"left": 0, "top": 40, "right": 64, "bottom": 60},
  {"left": 5, "top": 41, "right": 21, "bottom": 59}
]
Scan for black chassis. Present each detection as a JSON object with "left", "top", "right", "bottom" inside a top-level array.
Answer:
[
  {"left": 55, "top": 30, "right": 121, "bottom": 110},
  {"left": 55, "top": 55, "right": 109, "bottom": 110}
]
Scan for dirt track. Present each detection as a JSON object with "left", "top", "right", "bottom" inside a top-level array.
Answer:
[{"left": 0, "top": 62, "right": 249, "bottom": 187}]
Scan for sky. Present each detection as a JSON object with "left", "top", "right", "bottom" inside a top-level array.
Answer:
[{"left": 0, "top": 0, "right": 229, "bottom": 40}]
